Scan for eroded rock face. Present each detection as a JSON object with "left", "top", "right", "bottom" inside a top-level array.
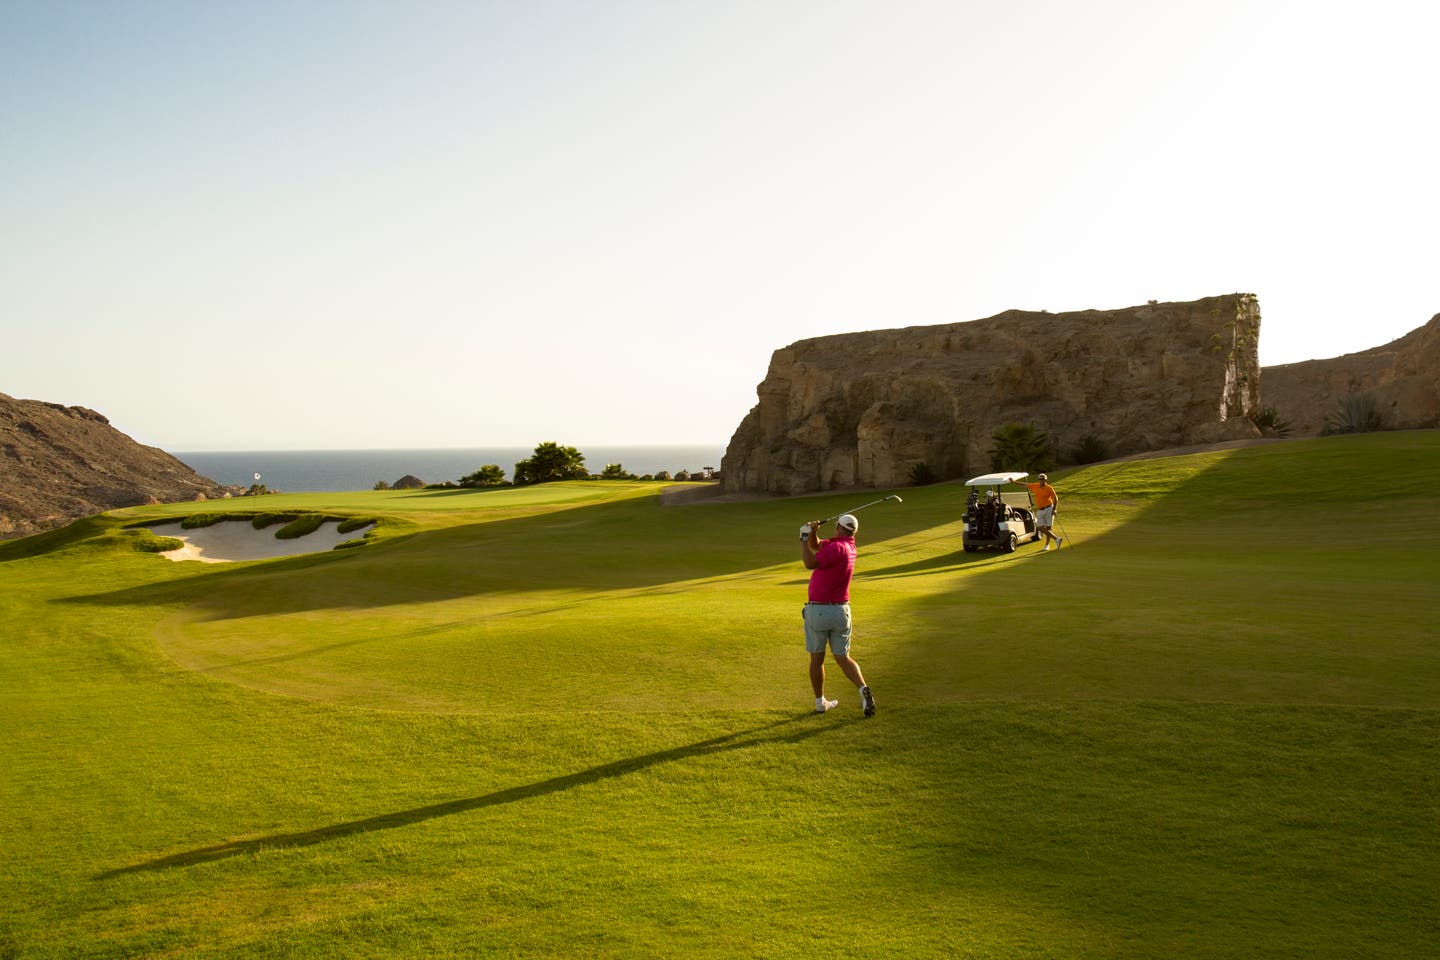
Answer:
[
  {"left": 1260, "top": 314, "right": 1440, "bottom": 436},
  {"left": 722, "top": 294, "right": 1262, "bottom": 495},
  {"left": 0, "top": 393, "right": 234, "bottom": 540}
]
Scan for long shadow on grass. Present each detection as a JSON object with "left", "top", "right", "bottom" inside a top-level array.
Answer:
[
  {"left": 63, "top": 493, "right": 906, "bottom": 620},
  {"left": 95, "top": 713, "right": 854, "bottom": 879},
  {"left": 857, "top": 547, "right": 1031, "bottom": 581}
]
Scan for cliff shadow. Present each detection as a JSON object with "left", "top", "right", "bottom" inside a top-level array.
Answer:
[{"left": 58, "top": 491, "right": 890, "bottom": 621}]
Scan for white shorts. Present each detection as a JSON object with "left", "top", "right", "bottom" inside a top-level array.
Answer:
[
  {"left": 803, "top": 603, "right": 852, "bottom": 656},
  {"left": 1037, "top": 506, "right": 1055, "bottom": 526}
]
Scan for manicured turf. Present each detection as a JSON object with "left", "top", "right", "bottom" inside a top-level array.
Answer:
[{"left": 2, "top": 432, "right": 1437, "bottom": 957}]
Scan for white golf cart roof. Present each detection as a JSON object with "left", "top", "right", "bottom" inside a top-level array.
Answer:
[{"left": 965, "top": 471, "right": 1029, "bottom": 486}]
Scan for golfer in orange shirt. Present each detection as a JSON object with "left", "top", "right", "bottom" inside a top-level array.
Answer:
[{"left": 1019, "top": 472, "right": 1062, "bottom": 550}]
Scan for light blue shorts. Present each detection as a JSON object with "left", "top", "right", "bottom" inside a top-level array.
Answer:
[
  {"left": 1037, "top": 505, "right": 1055, "bottom": 526},
  {"left": 803, "top": 602, "right": 852, "bottom": 656}
]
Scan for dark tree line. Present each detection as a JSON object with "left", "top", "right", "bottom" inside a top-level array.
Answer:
[{"left": 452, "top": 442, "right": 717, "bottom": 489}]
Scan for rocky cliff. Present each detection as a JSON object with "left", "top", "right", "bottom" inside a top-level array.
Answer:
[
  {"left": 0, "top": 392, "right": 234, "bottom": 540},
  {"left": 722, "top": 294, "right": 1263, "bottom": 495},
  {"left": 1260, "top": 313, "right": 1440, "bottom": 436}
]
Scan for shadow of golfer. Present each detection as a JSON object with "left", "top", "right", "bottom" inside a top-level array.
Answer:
[{"left": 95, "top": 712, "right": 853, "bottom": 879}]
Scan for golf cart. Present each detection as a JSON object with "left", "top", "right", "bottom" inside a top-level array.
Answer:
[{"left": 962, "top": 472, "right": 1039, "bottom": 553}]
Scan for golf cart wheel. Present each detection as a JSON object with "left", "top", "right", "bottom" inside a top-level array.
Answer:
[
  {"left": 963, "top": 544, "right": 977, "bottom": 553},
  {"left": 1000, "top": 532, "right": 1017, "bottom": 553}
]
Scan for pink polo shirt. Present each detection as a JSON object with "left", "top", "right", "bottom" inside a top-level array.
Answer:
[{"left": 808, "top": 536, "right": 856, "bottom": 603}]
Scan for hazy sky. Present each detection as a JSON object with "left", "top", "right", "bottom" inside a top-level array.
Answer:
[{"left": 2, "top": 0, "right": 1435, "bottom": 451}]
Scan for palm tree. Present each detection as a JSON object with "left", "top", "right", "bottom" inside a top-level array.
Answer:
[{"left": 988, "top": 422, "right": 1052, "bottom": 473}]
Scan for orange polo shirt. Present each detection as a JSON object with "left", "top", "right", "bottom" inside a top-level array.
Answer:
[{"left": 1024, "top": 482, "right": 1058, "bottom": 508}]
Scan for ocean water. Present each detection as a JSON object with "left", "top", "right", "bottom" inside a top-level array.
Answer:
[{"left": 174, "top": 446, "right": 727, "bottom": 493}]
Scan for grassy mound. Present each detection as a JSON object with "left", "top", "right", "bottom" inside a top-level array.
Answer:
[
  {"left": 1, "top": 433, "right": 1436, "bottom": 958},
  {"left": 126, "top": 529, "right": 186, "bottom": 553}
]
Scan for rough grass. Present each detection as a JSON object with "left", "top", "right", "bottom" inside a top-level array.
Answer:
[{"left": 1, "top": 434, "right": 1437, "bottom": 958}]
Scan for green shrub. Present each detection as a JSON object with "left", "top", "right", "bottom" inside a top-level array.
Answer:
[
  {"left": 251, "top": 514, "right": 288, "bottom": 530},
  {"left": 1072, "top": 434, "right": 1109, "bottom": 464},
  {"left": 180, "top": 514, "right": 223, "bottom": 529},
  {"left": 909, "top": 462, "right": 938, "bottom": 485},
  {"left": 1323, "top": 393, "right": 1382, "bottom": 435},
  {"left": 459, "top": 465, "right": 508, "bottom": 487},
  {"left": 513, "top": 442, "right": 588, "bottom": 486},
  {"left": 373, "top": 480, "right": 391, "bottom": 490},
  {"left": 336, "top": 517, "right": 375, "bottom": 534}
]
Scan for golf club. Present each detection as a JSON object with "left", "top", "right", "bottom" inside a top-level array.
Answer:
[{"left": 800, "top": 494, "right": 903, "bottom": 540}]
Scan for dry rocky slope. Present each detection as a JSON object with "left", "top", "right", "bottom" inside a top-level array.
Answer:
[
  {"left": 723, "top": 294, "right": 1264, "bottom": 495},
  {"left": 1261, "top": 313, "right": 1440, "bottom": 437},
  {"left": 722, "top": 295, "right": 1438, "bottom": 496},
  {"left": 0, "top": 392, "right": 233, "bottom": 540}
]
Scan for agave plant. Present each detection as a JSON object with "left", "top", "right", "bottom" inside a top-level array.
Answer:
[
  {"left": 1323, "top": 392, "right": 1382, "bottom": 435},
  {"left": 1251, "top": 406, "right": 1293, "bottom": 438},
  {"left": 1072, "top": 434, "right": 1109, "bottom": 464},
  {"left": 909, "top": 462, "right": 938, "bottom": 486}
]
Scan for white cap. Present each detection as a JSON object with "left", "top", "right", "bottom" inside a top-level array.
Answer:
[{"left": 837, "top": 514, "right": 859, "bottom": 533}]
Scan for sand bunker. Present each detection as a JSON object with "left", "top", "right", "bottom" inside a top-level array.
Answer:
[{"left": 146, "top": 520, "right": 375, "bottom": 563}]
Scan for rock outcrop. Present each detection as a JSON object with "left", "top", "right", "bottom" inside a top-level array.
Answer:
[
  {"left": 392, "top": 474, "right": 426, "bottom": 490},
  {"left": 722, "top": 294, "right": 1262, "bottom": 495},
  {"left": 0, "top": 392, "right": 234, "bottom": 540},
  {"left": 1260, "top": 313, "right": 1440, "bottom": 436}
]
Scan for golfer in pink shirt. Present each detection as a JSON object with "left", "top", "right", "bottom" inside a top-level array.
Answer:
[{"left": 801, "top": 513, "right": 876, "bottom": 717}]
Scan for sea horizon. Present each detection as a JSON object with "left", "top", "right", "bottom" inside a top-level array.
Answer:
[{"left": 175, "top": 445, "right": 728, "bottom": 493}]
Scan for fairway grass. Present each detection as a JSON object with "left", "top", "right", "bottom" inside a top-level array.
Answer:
[{"left": 2, "top": 433, "right": 1437, "bottom": 957}]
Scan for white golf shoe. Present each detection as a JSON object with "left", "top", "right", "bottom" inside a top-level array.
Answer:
[
  {"left": 815, "top": 697, "right": 839, "bottom": 713},
  {"left": 860, "top": 685, "right": 876, "bottom": 718}
]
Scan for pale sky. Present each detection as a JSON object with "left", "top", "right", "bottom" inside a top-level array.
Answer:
[{"left": 2, "top": 0, "right": 1435, "bottom": 451}]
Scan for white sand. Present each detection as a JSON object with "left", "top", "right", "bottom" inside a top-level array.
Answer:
[{"left": 145, "top": 520, "right": 375, "bottom": 563}]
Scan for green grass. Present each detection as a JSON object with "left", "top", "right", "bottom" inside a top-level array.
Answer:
[{"left": 2, "top": 434, "right": 1438, "bottom": 958}]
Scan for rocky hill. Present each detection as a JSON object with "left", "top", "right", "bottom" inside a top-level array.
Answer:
[
  {"left": 1260, "top": 313, "right": 1440, "bottom": 436},
  {"left": 723, "top": 294, "right": 1263, "bottom": 495},
  {"left": 0, "top": 392, "right": 235, "bottom": 540}
]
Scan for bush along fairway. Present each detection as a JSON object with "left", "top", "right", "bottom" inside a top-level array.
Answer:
[{"left": 1, "top": 433, "right": 1438, "bottom": 958}]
